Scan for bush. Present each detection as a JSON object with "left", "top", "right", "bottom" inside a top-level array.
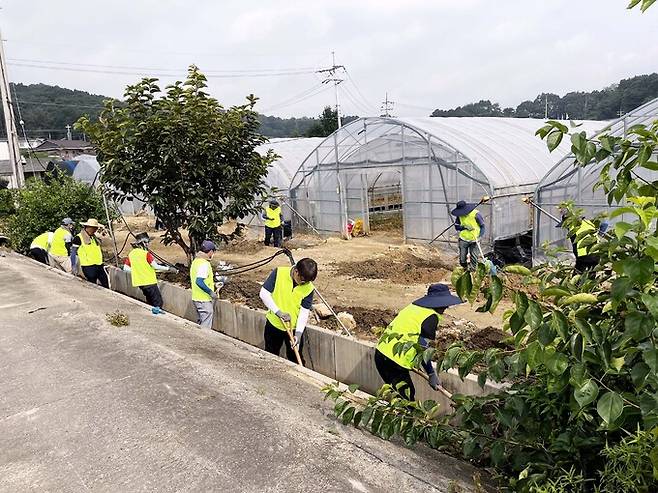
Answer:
[
  {"left": 6, "top": 174, "right": 114, "bottom": 252},
  {"left": 0, "top": 188, "right": 15, "bottom": 218}
]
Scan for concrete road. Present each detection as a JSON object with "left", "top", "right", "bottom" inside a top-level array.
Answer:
[{"left": 0, "top": 253, "right": 486, "bottom": 492}]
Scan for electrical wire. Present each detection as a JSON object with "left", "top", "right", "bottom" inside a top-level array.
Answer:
[
  {"left": 344, "top": 69, "right": 378, "bottom": 112},
  {"left": 260, "top": 83, "right": 333, "bottom": 113}
]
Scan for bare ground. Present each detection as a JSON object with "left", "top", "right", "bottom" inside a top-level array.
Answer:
[{"left": 106, "top": 217, "right": 512, "bottom": 349}]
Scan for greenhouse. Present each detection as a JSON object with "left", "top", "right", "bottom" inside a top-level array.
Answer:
[
  {"left": 288, "top": 117, "right": 601, "bottom": 250},
  {"left": 533, "top": 98, "right": 658, "bottom": 263}
]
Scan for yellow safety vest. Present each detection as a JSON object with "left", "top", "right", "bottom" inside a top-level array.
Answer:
[
  {"left": 459, "top": 209, "right": 481, "bottom": 242},
  {"left": 376, "top": 304, "right": 438, "bottom": 370},
  {"left": 31, "top": 232, "right": 53, "bottom": 251},
  {"left": 576, "top": 220, "right": 597, "bottom": 257},
  {"left": 265, "top": 266, "right": 315, "bottom": 331},
  {"left": 50, "top": 227, "right": 71, "bottom": 256},
  {"left": 128, "top": 248, "right": 157, "bottom": 287},
  {"left": 76, "top": 233, "right": 103, "bottom": 266},
  {"left": 264, "top": 206, "right": 282, "bottom": 229},
  {"left": 190, "top": 257, "right": 214, "bottom": 302}
]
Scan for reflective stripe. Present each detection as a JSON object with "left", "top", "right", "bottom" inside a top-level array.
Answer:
[
  {"left": 76, "top": 233, "right": 103, "bottom": 266},
  {"left": 265, "top": 266, "right": 315, "bottom": 331},
  {"left": 459, "top": 210, "right": 481, "bottom": 242},
  {"left": 128, "top": 248, "right": 157, "bottom": 287},
  {"left": 30, "top": 232, "right": 53, "bottom": 251},
  {"left": 190, "top": 258, "right": 214, "bottom": 302},
  {"left": 376, "top": 304, "right": 438, "bottom": 369},
  {"left": 50, "top": 227, "right": 71, "bottom": 256},
  {"left": 264, "top": 206, "right": 282, "bottom": 228},
  {"left": 576, "top": 220, "right": 597, "bottom": 257}
]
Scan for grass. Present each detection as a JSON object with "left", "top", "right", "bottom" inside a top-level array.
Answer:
[{"left": 106, "top": 310, "right": 129, "bottom": 327}]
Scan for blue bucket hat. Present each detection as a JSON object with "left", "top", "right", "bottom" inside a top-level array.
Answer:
[
  {"left": 451, "top": 201, "right": 478, "bottom": 217},
  {"left": 413, "top": 283, "right": 463, "bottom": 309}
]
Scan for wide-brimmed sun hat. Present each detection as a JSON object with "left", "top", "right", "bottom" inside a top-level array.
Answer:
[
  {"left": 134, "top": 232, "right": 151, "bottom": 245},
  {"left": 451, "top": 200, "right": 478, "bottom": 217},
  {"left": 413, "top": 283, "right": 463, "bottom": 309},
  {"left": 80, "top": 218, "right": 103, "bottom": 228}
]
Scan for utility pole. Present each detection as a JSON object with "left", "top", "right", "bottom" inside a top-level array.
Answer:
[
  {"left": 317, "top": 51, "right": 345, "bottom": 129},
  {"left": 66, "top": 124, "right": 72, "bottom": 141},
  {"left": 380, "top": 92, "right": 395, "bottom": 117},
  {"left": 544, "top": 94, "right": 548, "bottom": 119},
  {"left": 0, "top": 27, "right": 24, "bottom": 188}
]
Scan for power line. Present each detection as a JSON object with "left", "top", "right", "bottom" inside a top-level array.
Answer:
[
  {"left": 260, "top": 83, "right": 333, "bottom": 113},
  {"left": 7, "top": 61, "right": 318, "bottom": 79},
  {"left": 7, "top": 57, "right": 319, "bottom": 74},
  {"left": 380, "top": 92, "right": 395, "bottom": 117},
  {"left": 344, "top": 69, "right": 377, "bottom": 112},
  {"left": 317, "top": 51, "right": 345, "bottom": 128}
]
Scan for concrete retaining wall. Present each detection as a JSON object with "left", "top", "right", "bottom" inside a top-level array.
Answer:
[{"left": 107, "top": 267, "right": 500, "bottom": 413}]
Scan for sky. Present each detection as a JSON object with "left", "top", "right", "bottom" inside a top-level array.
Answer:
[{"left": 2, "top": 0, "right": 658, "bottom": 118}]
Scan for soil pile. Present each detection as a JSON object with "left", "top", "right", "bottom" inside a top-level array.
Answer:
[{"left": 332, "top": 251, "right": 453, "bottom": 285}]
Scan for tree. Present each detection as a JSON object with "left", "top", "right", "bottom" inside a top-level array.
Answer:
[
  {"left": 305, "top": 106, "right": 340, "bottom": 137},
  {"left": 6, "top": 173, "right": 111, "bottom": 252},
  {"left": 77, "top": 66, "right": 276, "bottom": 264}
]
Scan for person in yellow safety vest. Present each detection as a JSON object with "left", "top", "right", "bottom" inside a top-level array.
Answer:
[
  {"left": 262, "top": 199, "right": 283, "bottom": 248},
  {"left": 376, "top": 283, "right": 463, "bottom": 400},
  {"left": 29, "top": 231, "right": 54, "bottom": 265},
  {"left": 123, "top": 232, "right": 178, "bottom": 314},
  {"left": 451, "top": 200, "right": 486, "bottom": 271},
  {"left": 49, "top": 217, "right": 75, "bottom": 272},
  {"left": 190, "top": 240, "right": 217, "bottom": 329},
  {"left": 259, "top": 257, "right": 318, "bottom": 364},
  {"left": 558, "top": 214, "right": 609, "bottom": 273},
  {"left": 71, "top": 218, "right": 108, "bottom": 288}
]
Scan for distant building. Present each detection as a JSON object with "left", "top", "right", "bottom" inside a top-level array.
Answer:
[
  {"left": 35, "top": 139, "right": 94, "bottom": 160},
  {"left": 0, "top": 141, "right": 44, "bottom": 183}
]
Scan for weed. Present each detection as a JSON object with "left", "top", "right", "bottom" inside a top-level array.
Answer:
[{"left": 106, "top": 310, "right": 129, "bottom": 327}]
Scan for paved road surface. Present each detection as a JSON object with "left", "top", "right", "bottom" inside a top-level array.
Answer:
[{"left": 0, "top": 253, "right": 485, "bottom": 492}]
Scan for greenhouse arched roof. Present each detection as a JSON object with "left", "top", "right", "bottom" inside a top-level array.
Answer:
[{"left": 256, "top": 137, "right": 323, "bottom": 192}]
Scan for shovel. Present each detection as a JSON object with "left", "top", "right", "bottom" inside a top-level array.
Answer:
[
  {"left": 284, "top": 320, "right": 304, "bottom": 366},
  {"left": 475, "top": 239, "right": 497, "bottom": 276},
  {"left": 411, "top": 369, "right": 453, "bottom": 400}
]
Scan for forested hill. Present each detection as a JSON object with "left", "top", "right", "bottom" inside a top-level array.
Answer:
[
  {"left": 0, "top": 83, "right": 317, "bottom": 139},
  {"left": 2, "top": 73, "right": 658, "bottom": 140},
  {"left": 430, "top": 73, "right": 658, "bottom": 120}
]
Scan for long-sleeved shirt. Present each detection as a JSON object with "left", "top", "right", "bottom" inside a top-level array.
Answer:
[
  {"left": 454, "top": 212, "right": 486, "bottom": 238},
  {"left": 259, "top": 268, "right": 314, "bottom": 334}
]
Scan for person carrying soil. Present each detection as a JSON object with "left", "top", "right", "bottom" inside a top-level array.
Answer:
[
  {"left": 49, "top": 217, "right": 75, "bottom": 273},
  {"left": 190, "top": 240, "right": 217, "bottom": 329},
  {"left": 259, "top": 257, "right": 317, "bottom": 364},
  {"left": 262, "top": 199, "right": 283, "bottom": 248},
  {"left": 123, "top": 232, "right": 177, "bottom": 313},
  {"left": 375, "top": 283, "right": 462, "bottom": 400},
  {"left": 451, "top": 201, "right": 486, "bottom": 271},
  {"left": 29, "top": 231, "right": 53, "bottom": 265},
  {"left": 71, "top": 218, "right": 108, "bottom": 288}
]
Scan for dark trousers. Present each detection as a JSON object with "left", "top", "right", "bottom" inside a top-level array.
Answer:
[
  {"left": 458, "top": 238, "right": 478, "bottom": 271},
  {"left": 140, "top": 284, "right": 163, "bottom": 308},
  {"left": 264, "top": 226, "right": 283, "bottom": 247},
  {"left": 264, "top": 319, "right": 304, "bottom": 364},
  {"left": 81, "top": 264, "right": 109, "bottom": 288},
  {"left": 575, "top": 255, "right": 599, "bottom": 274},
  {"left": 375, "top": 349, "right": 415, "bottom": 400},
  {"left": 29, "top": 247, "right": 49, "bottom": 265}
]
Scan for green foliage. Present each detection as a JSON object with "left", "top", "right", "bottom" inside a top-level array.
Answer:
[
  {"left": 6, "top": 174, "right": 111, "bottom": 252},
  {"left": 0, "top": 188, "right": 15, "bottom": 217},
  {"left": 326, "top": 93, "right": 658, "bottom": 491},
  {"left": 304, "top": 106, "right": 358, "bottom": 137},
  {"left": 431, "top": 73, "right": 658, "bottom": 120},
  {"left": 77, "top": 66, "right": 276, "bottom": 264}
]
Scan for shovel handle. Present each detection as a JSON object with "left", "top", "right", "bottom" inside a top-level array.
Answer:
[
  {"left": 411, "top": 369, "right": 453, "bottom": 400},
  {"left": 284, "top": 322, "right": 304, "bottom": 366}
]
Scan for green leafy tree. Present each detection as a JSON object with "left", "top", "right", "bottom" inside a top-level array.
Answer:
[
  {"left": 77, "top": 66, "right": 276, "bottom": 264},
  {"left": 305, "top": 106, "right": 340, "bottom": 137},
  {"left": 6, "top": 174, "right": 111, "bottom": 252}
]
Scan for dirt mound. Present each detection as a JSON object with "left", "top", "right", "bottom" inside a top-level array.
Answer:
[
  {"left": 317, "top": 305, "right": 397, "bottom": 341},
  {"left": 221, "top": 239, "right": 266, "bottom": 255},
  {"left": 219, "top": 279, "right": 263, "bottom": 309},
  {"left": 332, "top": 251, "right": 453, "bottom": 285},
  {"left": 435, "top": 322, "right": 510, "bottom": 352}
]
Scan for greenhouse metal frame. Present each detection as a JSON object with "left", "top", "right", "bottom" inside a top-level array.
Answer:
[
  {"left": 289, "top": 116, "right": 601, "bottom": 249},
  {"left": 533, "top": 98, "right": 658, "bottom": 263}
]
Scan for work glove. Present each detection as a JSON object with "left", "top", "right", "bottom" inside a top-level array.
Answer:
[
  {"left": 210, "top": 291, "right": 218, "bottom": 300},
  {"left": 293, "top": 330, "right": 303, "bottom": 348},
  {"left": 276, "top": 311, "right": 292, "bottom": 323},
  {"left": 168, "top": 266, "right": 179, "bottom": 274},
  {"left": 428, "top": 372, "right": 441, "bottom": 391}
]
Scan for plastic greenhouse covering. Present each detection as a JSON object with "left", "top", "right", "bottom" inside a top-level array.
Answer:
[
  {"left": 533, "top": 98, "right": 658, "bottom": 263},
  {"left": 289, "top": 117, "right": 602, "bottom": 248}
]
